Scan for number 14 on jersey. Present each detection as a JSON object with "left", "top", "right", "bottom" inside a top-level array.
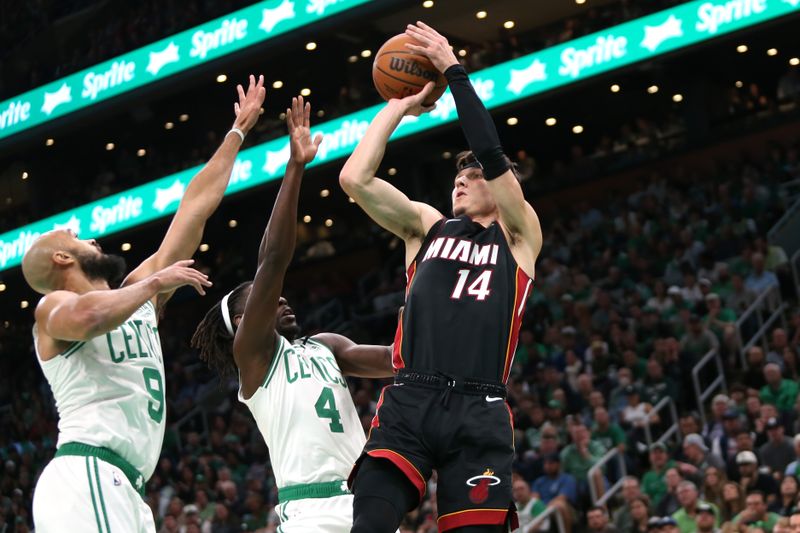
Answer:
[{"left": 451, "top": 269, "right": 493, "bottom": 301}]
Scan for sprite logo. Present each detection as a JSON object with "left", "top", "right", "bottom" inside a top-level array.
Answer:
[{"left": 695, "top": 0, "right": 767, "bottom": 34}]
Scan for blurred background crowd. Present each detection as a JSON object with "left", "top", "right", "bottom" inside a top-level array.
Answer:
[{"left": 2, "top": 0, "right": 800, "bottom": 532}]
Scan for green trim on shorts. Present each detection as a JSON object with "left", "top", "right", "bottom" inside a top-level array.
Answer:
[
  {"left": 86, "top": 457, "right": 104, "bottom": 533},
  {"left": 93, "top": 457, "right": 112, "bottom": 532},
  {"left": 277, "top": 479, "right": 351, "bottom": 503},
  {"left": 57, "top": 442, "right": 146, "bottom": 497}
]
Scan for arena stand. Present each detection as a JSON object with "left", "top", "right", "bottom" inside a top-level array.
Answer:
[{"left": 2, "top": 1, "right": 800, "bottom": 532}]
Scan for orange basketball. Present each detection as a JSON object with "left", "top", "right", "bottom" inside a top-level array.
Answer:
[{"left": 372, "top": 34, "right": 448, "bottom": 106}]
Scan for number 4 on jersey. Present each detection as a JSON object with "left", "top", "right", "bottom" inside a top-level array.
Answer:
[
  {"left": 451, "top": 269, "right": 493, "bottom": 301},
  {"left": 315, "top": 387, "right": 344, "bottom": 433}
]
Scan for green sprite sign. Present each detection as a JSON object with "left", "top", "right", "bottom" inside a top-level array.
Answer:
[
  {"left": 1, "top": 0, "right": 798, "bottom": 273},
  {"left": 0, "top": 0, "right": 373, "bottom": 142}
]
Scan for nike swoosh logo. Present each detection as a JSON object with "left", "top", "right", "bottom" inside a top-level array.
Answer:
[{"left": 485, "top": 396, "right": 503, "bottom": 402}]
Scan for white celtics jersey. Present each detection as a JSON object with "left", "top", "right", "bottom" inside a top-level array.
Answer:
[
  {"left": 34, "top": 300, "right": 165, "bottom": 482},
  {"left": 239, "top": 335, "right": 365, "bottom": 489}
]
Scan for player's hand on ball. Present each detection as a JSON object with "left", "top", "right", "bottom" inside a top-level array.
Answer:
[
  {"left": 287, "top": 95, "right": 323, "bottom": 164},
  {"left": 397, "top": 82, "right": 436, "bottom": 117},
  {"left": 404, "top": 21, "right": 459, "bottom": 73},
  {"left": 151, "top": 259, "right": 212, "bottom": 295},
  {"left": 232, "top": 74, "right": 266, "bottom": 135}
]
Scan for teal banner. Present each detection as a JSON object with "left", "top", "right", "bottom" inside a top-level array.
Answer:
[
  {"left": 0, "top": 0, "right": 373, "bottom": 142},
  {"left": 1, "top": 0, "right": 798, "bottom": 272}
]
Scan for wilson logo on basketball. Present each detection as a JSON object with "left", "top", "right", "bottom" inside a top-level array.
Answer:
[
  {"left": 388, "top": 58, "right": 439, "bottom": 82},
  {"left": 466, "top": 468, "right": 501, "bottom": 504}
]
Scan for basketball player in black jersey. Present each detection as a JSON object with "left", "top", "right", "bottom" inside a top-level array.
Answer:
[{"left": 340, "top": 22, "right": 542, "bottom": 533}]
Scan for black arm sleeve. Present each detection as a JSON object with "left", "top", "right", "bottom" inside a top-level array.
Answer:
[{"left": 445, "top": 64, "right": 511, "bottom": 180}]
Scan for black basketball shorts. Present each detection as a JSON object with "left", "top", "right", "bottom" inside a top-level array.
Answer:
[{"left": 348, "top": 383, "right": 519, "bottom": 531}]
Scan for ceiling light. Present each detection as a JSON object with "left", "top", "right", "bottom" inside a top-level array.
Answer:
[
  {"left": 672, "top": 93, "right": 684, "bottom": 103},
  {"left": 443, "top": 151, "right": 452, "bottom": 159},
  {"left": 20, "top": 300, "right": 29, "bottom": 309},
  {"left": 647, "top": 85, "right": 659, "bottom": 94},
  {"left": 735, "top": 80, "right": 744, "bottom": 88},
  {"left": 767, "top": 48, "right": 778, "bottom": 56},
  {"left": 388, "top": 167, "right": 397, "bottom": 176},
  {"left": 360, "top": 49, "right": 372, "bottom": 58},
  {"left": 179, "top": 114, "right": 189, "bottom": 122},
  {"left": 45, "top": 138, "right": 54, "bottom": 146},
  {"left": 137, "top": 148, "right": 146, "bottom": 157},
  {"left": 576, "top": 0, "right": 586, "bottom": 4},
  {"left": 476, "top": 10, "right": 487, "bottom": 19},
  {"left": 791, "top": 57, "right": 800, "bottom": 66},
  {"left": 506, "top": 117, "right": 519, "bottom": 126},
  {"left": 348, "top": 197, "right": 356, "bottom": 203},
  {"left": 503, "top": 20, "right": 515, "bottom": 29},
  {"left": 121, "top": 243, "right": 131, "bottom": 251},
  {"left": 572, "top": 125, "right": 584, "bottom": 134},
  {"left": 199, "top": 243, "right": 210, "bottom": 252},
  {"left": 303, "top": 215, "right": 312, "bottom": 223},
  {"left": 300, "top": 88, "right": 311, "bottom": 96},
  {"left": 316, "top": 110, "right": 325, "bottom": 117},
  {"left": 272, "top": 80, "right": 283, "bottom": 89},
  {"left": 320, "top": 189, "right": 330, "bottom": 198},
  {"left": 736, "top": 44, "right": 748, "bottom": 53},
  {"left": 21, "top": 172, "right": 28, "bottom": 180},
  {"left": 0, "top": 283, "right": 5, "bottom": 292},
  {"left": 348, "top": 55, "right": 358, "bottom": 63},
  {"left": 325, "top": 219, "right": 334, "bottom": 227},
  {"left": 545, "top": 117, "right": 557, "bottom": 126},
  {"left": 228, "top": 219, "right": 238, "bottom": 228},
  {"left": 458, "top": 49, "right": 467, "bottom": 57},
  {"left": 216, "top": 74, "right": 227, "bottom": 83},
  {"left": 165, "top": 121, "right": 174, "bottom": 130},
  {"left": 279, "top": 112, "right": 286, "bottom": 120},
  {"left": 105, "top": 142, "right": 115, "bottom": 151},
  {"left": 306, "top": 42, "right": 317, "bottom": 51},
  {"left": 423, "top": 0, "right": 434, "bottom": 7},
  {"left": 610, "top": 84, "right": 620, "bottom": 93}
]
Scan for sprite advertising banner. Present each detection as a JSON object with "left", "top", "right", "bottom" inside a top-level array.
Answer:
[{"left": 0, "top": 0, "right": 798, "bottom": 273}]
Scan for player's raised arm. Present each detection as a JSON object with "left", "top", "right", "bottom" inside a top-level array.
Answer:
[
  {"left": 124, "top": 75, "right": 266, "bottom": 302},
  {"left": 339, "top": 87, "right": 443, "bottom": 248},
  {"left": 233, "top": 96, "right": 322, "bottom": 396},
  {"left": 313, "top": 333, "right": 394, "bottom": 378},
  {"left": 406, "top": 22, "right": 543, "bottom": 273}
]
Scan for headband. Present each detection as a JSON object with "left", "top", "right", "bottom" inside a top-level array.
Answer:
[{"left": 220, "top": 290, "right": 235, "bottom": 336}]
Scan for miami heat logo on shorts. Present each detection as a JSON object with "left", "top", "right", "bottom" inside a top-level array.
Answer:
[{"left": 466, "top": 468, "right": 501, "bottom": 504}]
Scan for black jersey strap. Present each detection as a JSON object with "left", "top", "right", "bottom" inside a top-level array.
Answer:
[{"left": 445, "top": 64, "right": 512, "bottom": 181}]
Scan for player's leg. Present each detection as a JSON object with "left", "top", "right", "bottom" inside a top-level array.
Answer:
[
  {"left": 351, "top": 456, "right": 419, "bottom": 533},
  {"left": 434, "top": 395, "right": 517, "bottom": 532}
]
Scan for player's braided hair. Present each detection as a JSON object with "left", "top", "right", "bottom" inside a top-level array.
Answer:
[{"left": 191, "top": 281, "right": 251, "bottom": 379}]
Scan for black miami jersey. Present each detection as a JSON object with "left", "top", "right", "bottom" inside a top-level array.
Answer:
[{"left": 392, "top": 215, "right": 533, "bottom": 383}]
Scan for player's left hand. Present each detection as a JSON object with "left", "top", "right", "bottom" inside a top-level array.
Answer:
[
  {"left": 404, "top": 21, "right": 460, "bottom": 73},
  {"left": 233, "top": 74, "right": 267, "bottom": 135},
  {"left": 287, "top": 95, "right": 323, "bottom": 164}
]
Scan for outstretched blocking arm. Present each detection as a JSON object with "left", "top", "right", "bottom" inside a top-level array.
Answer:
[
  {"left": 234, "top": 97, "right": 323, "bottom": 397},
  {"left": 339, "top": 88, "right": 442, "bottom": 247},
  {"left": 406, "top": 23, "right": 542, "bottom": 272},
  {"left": 36, "top": 260, "right": 210, "bottom": 358},
  {"left": 125, "top": 75, "right": 266, "bottom": 304},
  {"left": 313, "top": 333, "right": 394, "bottom": 378}
]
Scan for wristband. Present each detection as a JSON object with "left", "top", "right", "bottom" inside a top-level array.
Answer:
[{"left": 227, "top": 127, "right": 245, "bottom": 142}]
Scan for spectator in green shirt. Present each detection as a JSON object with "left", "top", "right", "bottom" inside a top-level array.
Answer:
[
  {"left": 732, "top": 491, "right": 780, "bottom": 532},
  {"left": 703, "top": 293, "right": 737, "bottom": 350},
  {"left": 513, "top": 478, "right": 549, "bottom": 531},
  {"left": 695, "top": 502, "right": 721, "bottom": 533},
  {"left": 560, "top": 423, "right": 606, "bottom": 500},
  {"left": 592, "top": 406, "right": 626, "bottom": 454},
  {"left": 760, "top": 363, "right": 800, "bottom": 414},
  {"left": 672, "top": 481, "right": 720, "bottom": 533},
  {"left": 642, "top": 442, "right": 676, "bottom": 506}
]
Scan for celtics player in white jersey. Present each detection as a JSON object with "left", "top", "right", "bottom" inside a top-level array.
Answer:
[
  {"left": 21, "top": 75, "right": 267, "bottom": 533},
  {"left": 192, "top": 96, "right": 394, "bottom": 532}
]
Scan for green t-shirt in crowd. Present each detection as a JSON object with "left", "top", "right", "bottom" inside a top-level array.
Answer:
[
  {"left": 641, "top": 460, "right": 676, "bottom": 506},
  {"left": 760, "top": 380, "right": 800, "bottom": 413},
  {"left": 560, "top": 440, "right": 607, "bottom": 480},
  {"left": 592, "top": 423, "right": 626, "bottom": 451},
  {"left": 672, "top": 501, "right": 720, "bottom": 533},
  {"left": 733, "top": 510, "right": 780, "bottom": 532}
]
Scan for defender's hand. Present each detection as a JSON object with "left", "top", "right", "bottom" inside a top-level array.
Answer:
[
  {"left": 404, "top": 21, "right": 460, "bottom": 73},
  {"left": 150, "top": 260, "right": 212, "bottom": 295},
  {"left": 287, "top": 95, "right": 323, "bottom": 164},
  {"left": 233, "top": 74, "right": 266, "bottom": 135}
]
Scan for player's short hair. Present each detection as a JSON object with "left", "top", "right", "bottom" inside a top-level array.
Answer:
[{"left": 191, "top": 281, "right": 252, "bottom": 378}]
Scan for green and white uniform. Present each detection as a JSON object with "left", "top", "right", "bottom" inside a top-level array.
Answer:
[
  {"left": 239, "top": 335, "right": 365, "bottom": 532},
  {"left": 33, "top": 301, "right": 164, "bottom": 533}
]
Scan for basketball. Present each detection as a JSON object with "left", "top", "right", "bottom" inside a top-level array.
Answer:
[{"left": 372, "top": 33, "right": 447, "bottom": 106}]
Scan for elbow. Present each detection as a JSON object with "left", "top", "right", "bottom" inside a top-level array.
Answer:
[{"left": 338, "top": 170, "right": 364, "bottom": 196}]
